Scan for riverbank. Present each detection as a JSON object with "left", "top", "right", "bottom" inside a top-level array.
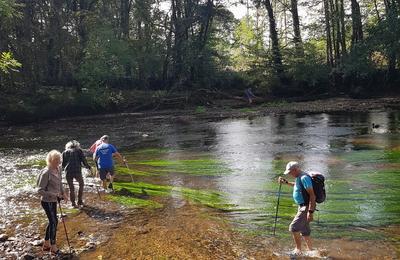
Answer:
[{"left": 2, "top": 88, "right": 400, "bottom": 125}]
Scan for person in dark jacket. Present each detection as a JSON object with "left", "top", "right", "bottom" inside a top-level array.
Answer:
[
  {"left": 37, "top": 150, "right": 68, "bottom": 255},
  {"left": 62, "top": 140, "right": 91, "bottom": 208}
]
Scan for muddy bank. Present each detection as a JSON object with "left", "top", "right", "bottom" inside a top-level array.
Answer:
[
  {"left": 213, "top": 96, "right": 400, "bottom": 114},
  {"left": 3, "top": 95, "right": 400, "bottom": 126}
]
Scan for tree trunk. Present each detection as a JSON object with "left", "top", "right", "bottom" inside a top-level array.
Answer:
[
  {"left": 384, "top": 0, "right": 398, "bottom": 82},
  {"left": 351, "top": 0, "right": 363, "bottom": 48},
  {"left": 120, "top": 0, "right": 132, "bottom": 39},
  {"left": 290, "top": 0, "right": 303, "bottom": 55},
  {"left": 17, "top": 0, "right": 36, "bottom": 92},
  {"left": 339, "top": 0, "right": 346, "bottom": 55},
  {"left": 47, "top": 0, "right": 63, "bottom": 86},
  {"left": 333, "top": 0, "right": 341, "bottom": 63},
  {"left": 372, "top": 0, "right": 381, "bottom": 21},
  {"left": 264, "top": 0, "right": 285, "bottom": 80},
  {"left": 324, "top": 0, "right": 333, "bottom": 67}
]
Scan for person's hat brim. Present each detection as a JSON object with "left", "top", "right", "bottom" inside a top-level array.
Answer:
[{"left": 283, "top": 169, "right": 290, "bottom": 175}]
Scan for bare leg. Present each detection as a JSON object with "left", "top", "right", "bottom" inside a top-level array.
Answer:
[
  {"left": 303, "top": 236, "right": 312, "bottom": 251},
  {"left": 292, "top": 232, "right": 302, "bottom": 252}
]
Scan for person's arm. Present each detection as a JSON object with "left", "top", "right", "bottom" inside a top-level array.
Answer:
[
  {"left": 278, "top": 177, "right": 295, "bottom": 187},
  {"left": 58, "top": 167, "right": 68, "bottom": 201},
  {"left": 89, "top": 142, "right": 97, "bottom": 154},
  {"left": 305, "top": 187, "right": 316, "bottom": 222},
  {"left": 93, "top": 148, "right": 99, "bottom": 162},
  {"left": 113, "top": 151, "right": 126, "bottom": 164},
  {"left": 61, "top": 152, "right": 67, "bottom": 168},
  {"left": 79, "top": 149, "right": 91, "bottom": 169},
  {"left": 111, "top": 145, "right": 126, "bottom": 164},
  {"left": 37, "top": 170, "right": 57, "bottom": 198}
]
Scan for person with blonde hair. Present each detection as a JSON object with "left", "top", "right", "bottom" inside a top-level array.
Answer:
[
  {"left": 37, "top": 150, "right": 68, "bottom": 256},
  {"left": 62, "top": 140, "right": 91, "bottom": 208}
]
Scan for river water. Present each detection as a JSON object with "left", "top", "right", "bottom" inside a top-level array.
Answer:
[{"left": 0, "top": 109, "right": 399, "bottom": 258}]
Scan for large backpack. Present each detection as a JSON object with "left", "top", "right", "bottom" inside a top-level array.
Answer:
[{"left": 299, "top": 171, "right": 326, "bottom": 204}]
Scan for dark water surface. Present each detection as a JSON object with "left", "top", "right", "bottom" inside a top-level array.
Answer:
[{"left": 1, "top": 110, "right": 400, "bottom": 253}]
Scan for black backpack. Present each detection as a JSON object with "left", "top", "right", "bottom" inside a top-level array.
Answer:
[{"left": 299, "top": 171, "right": 326, "bottom": 204}]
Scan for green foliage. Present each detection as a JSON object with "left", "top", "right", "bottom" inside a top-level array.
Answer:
[
  {"left": 195, "top": 106, "right": 206, "bottom": 113},
  {"left": 285, "top": 41, "right": 330, "bottom": 93},
  {"left": 0, "top": 0, "right": 21, "bottom": 19},
  {"left": 77, "top": 25, "right": 131, "bottom": 89},
  {"left": 0, "top": 51, "right": 21, "bottom": 75},
  {"left": 0, "top": 89, "right": 126, "bottom": 123}
]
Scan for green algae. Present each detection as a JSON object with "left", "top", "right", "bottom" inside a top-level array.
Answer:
[
  {"left": 16, "top": 159, "right": 46, "bottom": 169},
  {"left": 112, "top": 182, "right": 234, "bottom": 211},
  {"left": 340, "top": 149, "right": 400, "bottom": 164},
  {"left": 115, "top": 166, "right": 154, "bottom": 176},
  {"left": 136, "top": 158, "right": 230, "bottom": 176},
  {"left": 106, "top": 195, "right": 162, "bottom": 208}
]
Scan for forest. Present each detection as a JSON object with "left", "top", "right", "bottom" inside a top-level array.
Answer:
[{"left": 0, "top": 0, "right": 399, "bottom": 122}]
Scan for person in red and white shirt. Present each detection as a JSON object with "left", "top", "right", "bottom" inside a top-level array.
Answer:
[{"left": 89, "top": 138, "right": 103, "bottom": 176}]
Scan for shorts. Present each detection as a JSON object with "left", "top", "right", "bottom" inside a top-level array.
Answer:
[
  {"left": 289, "top": 206, "right": 311, "bottom": 236},
  {"left": 99, "top": 168, "right": 115, "bottom": 181}
]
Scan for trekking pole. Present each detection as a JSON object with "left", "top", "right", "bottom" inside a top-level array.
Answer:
[
  {"left": 57, "top": 198, "right": 72, "bottom": 254},
  {"left": 124, "top": 161, "right": 134, "bottom": 183},
  {"left": 96, "top": 185, "right": 101, "bottom": 199},
  {"left": 91, "top": 168, "right": 101, "bottom": 199},
  {"left": 273, "top": 182, "right": 282, "bottom": 236}
]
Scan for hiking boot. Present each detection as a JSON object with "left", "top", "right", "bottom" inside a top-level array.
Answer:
[{"left": 71, "top": 203, "right": 78, "bottom": 209}]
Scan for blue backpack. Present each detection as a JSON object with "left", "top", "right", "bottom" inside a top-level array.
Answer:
[{"left": 299, "top": 171, "right": 326, "bottom": 204}]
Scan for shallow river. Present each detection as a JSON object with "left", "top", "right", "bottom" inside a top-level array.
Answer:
[{"left": 0, "top": 109, "right": 399, "bottom": 258}]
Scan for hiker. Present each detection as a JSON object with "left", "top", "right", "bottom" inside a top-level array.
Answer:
[
  {"left": 244, "top": 87, "right": 256, "bottom": 104},
  {"left": 37, "top": 150, "right": 68, "bottom": 256},
  {"left": 62, "top": 140, "right": 91, "bottom": 208},
  {"left": 278, "top": 161, "right": 316, "bottom": 254},
  {"left": 94, "top": 135, "right": 126, "bottom": 192},
  {"left": 89, "top": 137, "right": 102, "bottom": 176}
]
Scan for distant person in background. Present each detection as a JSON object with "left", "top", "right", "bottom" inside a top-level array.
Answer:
[
  {"left": 244, "top": 88, "right": 256, "bottom": 104},
  {"left": 37, "top": 150, "right": 68, "bottom": 256},
  {"left": 94, "top": 135, "right": 126, "bottom": 192},
  {"left": 62, "top": 140, "right": 91, "bottom": 208}
]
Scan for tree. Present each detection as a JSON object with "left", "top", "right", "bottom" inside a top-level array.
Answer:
[{"left": 263, "top": 0, "right": 285, "bottom": 80}]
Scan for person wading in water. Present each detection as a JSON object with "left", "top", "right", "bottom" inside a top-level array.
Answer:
[
  {"left": 62, "top": 140, "right": 91, "bottom": 208},
  {"left": 94, "top": 135, "right": 126, "bottom": 192},
  {"left": 278, "top": 161, "right": 316, "bottom": 255},
  {"left": 37, "top": 150, "right": 68, "bottom": 256},
  {"left": 89, "top": 137, "right": 103, "bottom": 177}
]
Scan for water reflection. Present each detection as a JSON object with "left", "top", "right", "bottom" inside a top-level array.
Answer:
[{"left": 212, "top": 111, "right": 400, "bottom": 233}]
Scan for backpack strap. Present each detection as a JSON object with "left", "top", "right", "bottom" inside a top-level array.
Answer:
[{"left": 298, "top": 174, "right": 311, "bottom": 205}]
